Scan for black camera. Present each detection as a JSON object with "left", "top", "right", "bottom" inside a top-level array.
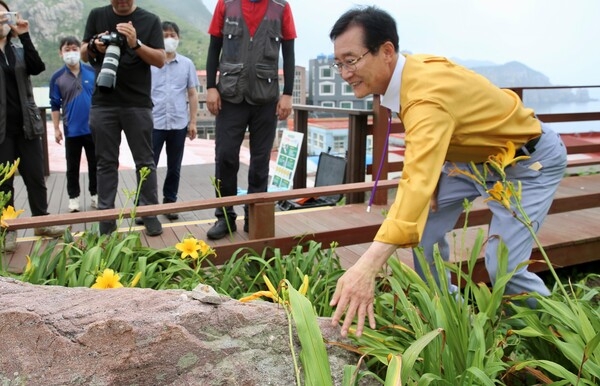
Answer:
[
  {"left": 96, "top": 32, "right": 126, "bottom": 93},
  {"left": 98, "top": 31, "right": 125, "bottom": 47}
]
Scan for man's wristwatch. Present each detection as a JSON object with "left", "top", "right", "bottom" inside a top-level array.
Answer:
[{"left": 132, "top": 39, "right": 142, "bottom": 50}]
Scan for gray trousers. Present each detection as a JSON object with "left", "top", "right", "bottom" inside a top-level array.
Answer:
[
  {"left": 413, "top": 123, "right": 567, "bottom": 299},
  {"left": 89, "top": 106, "right": 159, "bottom": 233}
]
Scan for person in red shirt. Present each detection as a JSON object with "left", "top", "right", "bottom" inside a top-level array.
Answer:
[{"left": 205, "top": 0, "right": 297, "bottom": 240}]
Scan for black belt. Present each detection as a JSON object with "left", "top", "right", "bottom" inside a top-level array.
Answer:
[{"left": 515, "top": 134, "right": 542, "bottom": 157}]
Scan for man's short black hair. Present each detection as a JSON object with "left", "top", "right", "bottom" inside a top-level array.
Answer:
[
  {"left": 330, "top": 6, "right": 399, "bottom": 54},
  {"left": 59, "top": 36, "right": 81, "bottom": 49},
  {"left": 162, "top": 21, "right": 180, "bottom": 37}
]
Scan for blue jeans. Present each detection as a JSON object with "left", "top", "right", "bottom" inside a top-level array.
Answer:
[
  {"left": 152, "top": 127, "right": 187, "bottom": 203},
  {"left": 413, "top": 124, "right": 567, "bottom": 301}
]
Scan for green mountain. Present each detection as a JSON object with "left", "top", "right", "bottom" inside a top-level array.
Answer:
[{"left": 10, "top": 0, "right": 212, "bottom": 86}]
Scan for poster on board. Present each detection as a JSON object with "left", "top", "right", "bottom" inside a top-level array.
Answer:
[{"left": 269, "top": 130, "right": 304, "bottom": 191}]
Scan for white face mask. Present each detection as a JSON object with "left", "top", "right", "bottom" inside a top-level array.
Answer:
[
  {"left": 164, "top": 37, "right": 179, "bottom": 53},
  {"left": 62, "top": 51, "right": 80, "bottom": 66}
]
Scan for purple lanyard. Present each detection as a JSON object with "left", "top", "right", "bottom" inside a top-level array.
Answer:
[{"left": 367, "top": 108, "right": 392, "bottom": 212}]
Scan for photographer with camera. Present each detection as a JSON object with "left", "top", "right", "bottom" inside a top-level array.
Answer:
[{"left": 81, "top": 0, "right": 165, "bottom": 236}]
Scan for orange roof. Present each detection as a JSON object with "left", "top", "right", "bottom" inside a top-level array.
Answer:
[{"left": 307, "top": 118, "right": 353, "bottom": 129}]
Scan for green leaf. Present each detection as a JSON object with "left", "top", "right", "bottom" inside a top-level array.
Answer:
[
  {"left": 400, "top": 328, "right": 444, "bottom": 382},
  {"left": 287, "top": 281, "right": 333, "bottom": 386},
  {"left": 384, "top": 353, "right": 402, "bottom": 386}
]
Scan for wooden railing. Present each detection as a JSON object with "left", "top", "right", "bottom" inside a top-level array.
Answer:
[
  {"left": 4, "top": 85, "right": 597, "bottom": 280},
  {"left": 293, "top": 85, "right": 600, "bottom": 206},
  {"left": 14, "top": 86, "right": 600, "bottom": 249},
  {"left": 6, "top": 174, "right": 600, "bottom": 275}
]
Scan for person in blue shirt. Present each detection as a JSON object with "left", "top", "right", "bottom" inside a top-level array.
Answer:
[
  {"left": 148, "top": 21, "right": 198, "bottom": 221},
  {"left": 49, "top": 36, "right": 97, "bottom": 213}
]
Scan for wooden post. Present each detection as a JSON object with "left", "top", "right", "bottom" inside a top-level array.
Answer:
[
  {"left": 346, "top": 114, "right": 368, "bottom": 204},
  {"left": 248, "top": 202, "right": 275, "bottom": 239}
]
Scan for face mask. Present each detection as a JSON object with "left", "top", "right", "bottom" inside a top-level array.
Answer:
[
  {"left": 164, "top": 37, "right": 179, "bottom": 53},
  {"left": 62, "top": 51, "right": 80, "bottom": 66}
]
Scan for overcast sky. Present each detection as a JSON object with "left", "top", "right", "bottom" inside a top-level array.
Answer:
[{"left": 202, "top": 0, "right": 600, "bottom": 87}]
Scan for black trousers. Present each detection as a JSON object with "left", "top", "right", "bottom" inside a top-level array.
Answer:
[
  {"left": 0, "top": 131, "right": 48, "bottom": 216},
  {"left": 65, "top": 134, "right": 97, "bottom": 198},
  {"left": 213, "top": 99, "right": 278, "bottom": 220},
  {"left": 89, "top": 105, "right": 159, "bottom": 233}
]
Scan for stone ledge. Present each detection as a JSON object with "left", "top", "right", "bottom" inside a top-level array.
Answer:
[{"left": 0, "top": 277, "right": 374, "bottom": 386}]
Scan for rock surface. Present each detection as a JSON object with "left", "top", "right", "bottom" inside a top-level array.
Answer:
[{"left": 0, "top": 277, "right": 371, "bottom": 386}]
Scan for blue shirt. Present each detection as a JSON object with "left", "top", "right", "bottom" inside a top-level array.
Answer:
[
  {"left": 49, "top": 63, "right": 95, "bottom": 138},
  {"left": 151, "top": 53, "right": 199, "bottom": 130}
]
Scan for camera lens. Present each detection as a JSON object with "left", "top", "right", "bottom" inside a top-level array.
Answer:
[{"left": 96, "top": 45, "right": 121, "bottom": 92}]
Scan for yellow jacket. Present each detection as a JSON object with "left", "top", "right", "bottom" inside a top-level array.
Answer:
[{"left": 374, "top": 54, "right": 541, "bottom": 247}]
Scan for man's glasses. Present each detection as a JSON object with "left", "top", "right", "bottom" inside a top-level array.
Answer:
[{"left": 331, "top": 50, "right": 371, "bottom": 74}]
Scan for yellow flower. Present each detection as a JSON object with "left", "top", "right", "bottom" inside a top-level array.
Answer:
[
  {"left": 197, "top": 240, "right": 216, "bottom": 258},
  {"left": 239, "top": 290, "right": 277, "bottom": 303},
  {"left": 240, "top": 275, "right": 311, "bottom": 304},
  {"left": 298, "top": 275, "right": 309, "bottom": 296},
  {"left": 24, "top": 255, "right": 33, "bottom": 275},
  {"left": 448, "top": 164, "right": 484, "bottom": 184},
  {"left": 0, "top": 159, "right": 19, "bottom": 185},
  {"left": 239, "top": 275, "right": 282, "bottom": 303},
  {"left": 488, "top": 141, "right": 531, "bottom": 175},
  {"left": 176, "top": 237, "right": 202, "bottom": 259},
  {"left": 484, "top": 181, "right": 512, "bottom": 210},
  {"left": 91, "top": 268, "right": 124, "bottom": 289},
  {"left": 263, "top": 275, "right": 279, "bottom": 297},
  {"left": 129, "top": 272, "right": 142, "bottom": 288},
  {"left": 1, "top": 205, "right": 25, "bottom": 228}
]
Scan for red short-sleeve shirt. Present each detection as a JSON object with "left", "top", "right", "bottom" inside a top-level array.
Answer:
[{"left": 208, "top": 0, "right": 297, "bottom": 40}]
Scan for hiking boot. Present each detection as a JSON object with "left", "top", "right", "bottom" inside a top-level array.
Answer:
[
  {"left": 165, "top": 213, "right": 179, "bottom": 220},
  {"left": 34, "top": 225, "right": 66, "bottom": 238},
  {"left": 90, "top": 195, "right": 98, "bottom": 209},
  {"left": 244, "top": 217, "right": 249, "bottom": 233},
  {"left": 68, "top": 197, "right": 80, "bottom": 212},
  {"left": 99, "top": 220, "right": 117, "bottom": 235},
  {"left": 207, "top": 219, "right": 236, "bottom": 240},
  {"left": 135, "top": 217, "right": 144, "bottom": 225},
  {"left": 2, "top": 231, "right": 17, "bottom": 253},
  {"left": 143, "top": 217, "right": 163, "bottom": 237},
  {"left": 162, "top": 198, "right": 178, "bottom": 220}
]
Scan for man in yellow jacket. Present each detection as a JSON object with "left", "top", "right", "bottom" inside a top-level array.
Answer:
[{"left": 329, "top": 6, "right": 567, "bottom": 338}]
